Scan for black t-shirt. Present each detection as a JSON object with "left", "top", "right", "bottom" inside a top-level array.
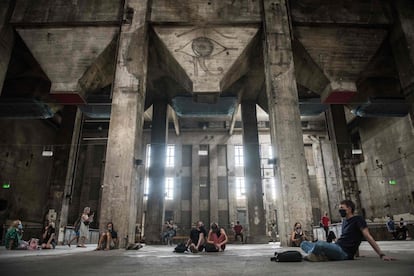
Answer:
[
  {"left": 43, "top": 226, "right": 55, "bottom": 243},
  {"left": 109, "top": 229, "right": 117, "bottom": 239},
  {"left": 190, "top": 226, "right": 207, "bottom": 244},
  {"left": 336, "top": 215, "right": 367, "bottom": 259}
]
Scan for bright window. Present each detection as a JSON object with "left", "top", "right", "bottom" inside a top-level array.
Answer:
[
  {"left": 236, "top": 177, "right": 245, "bottom": 199},
  {"left": 165, "top": 177, "right": 174, "bottom": 200},
  {"left": 235, "top": 145, "right": 244, "bottom": 167},
  {"left": 166, "top": 145, "right": 175, "bottom": 167}
]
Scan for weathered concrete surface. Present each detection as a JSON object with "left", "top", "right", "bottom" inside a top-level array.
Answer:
[
  {"left": 262, "top": 0, "right": 313, "bottom": 246},
  {"left": 0, "top": 0, "right": 14, "bottom": 96},
  {"left": 241, "top": 102, "right": 267, "bottom": 242},
  {"left": 11, "top": 0, "right": 122, "bottom": 24},
  {"left": 151, "top": 0, "right": 261, "bottom": 23},
  {"left": 1, "top": 242, "right": 414, "bottom": 276},
  {"left": 99, "top": 0, "right": 150, "bottom": 246}
]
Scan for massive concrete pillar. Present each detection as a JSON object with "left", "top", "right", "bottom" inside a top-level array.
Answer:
[
  {"left": 325, "top": 105, "right": 360, "bottom": 210},
  {"left": 191, "top": 145, "right": 200, "bottom": 224},
  {"left": 0, "top": 0, "right": 14, "bottom": 95},
  {"left": 58, "top": 108, "right": 83, "bottom": 242},
  {"left": 262, "top": 0, "right": 313, "bottom": 246},
  {"left": 145, "top": 101, "right": 168, "bottom": 244},
  {"left": 100, "top": 0, "right": 150, "bottom": 247},
  {"left": 390, "top": 1, "right": 414, "bottom": 126},
  {"left": 241, "top": 102, "right": 267, "bottom": 242},
  {"left": 209, "top": 144, "right": 219, "bottom": 224}
]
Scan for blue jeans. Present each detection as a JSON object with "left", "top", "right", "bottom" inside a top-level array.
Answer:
[{"left": 300, "top": 241, "right": 348, "bottom": 260}]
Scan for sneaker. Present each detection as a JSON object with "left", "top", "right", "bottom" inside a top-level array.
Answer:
[{"left": 304, "top": 253, "right": 328, "bottom": 262}]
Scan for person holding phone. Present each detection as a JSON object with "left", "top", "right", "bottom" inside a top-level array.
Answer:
[{"left": 77, "top": 207, "right": 94, "bottom": 248}]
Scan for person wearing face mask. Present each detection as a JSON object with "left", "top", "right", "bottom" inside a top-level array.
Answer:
[
  {"left": 290, "top": 222, "right": 307, "bottom": 247},
  {"left": 4, "top": 220, "right": 28, "bottom": 250},
  {"left": 300, "top": 200, "right": 395, "bottom": 262},
  {"left": 96, "top": 222, "right": 118, "bottom": 250}
]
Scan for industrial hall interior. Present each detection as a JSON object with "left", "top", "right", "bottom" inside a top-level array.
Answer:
[{"left": 1, "top": 0, "right": 414, "bottom": 261}]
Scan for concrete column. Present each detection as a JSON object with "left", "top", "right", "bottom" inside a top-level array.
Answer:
[
  {"left": 390, "top": 1, "right": 414, "bottom": 127},
  {"left": 320, "top": 138, "right": 342, "bottom": 222},
  {"left": 191, "top": 145, "right": 201, "bottom": 223},
  {"left": 146, "top": 101, "right": 168, "bottom": 244},
  {"left": 191, "top": 145, "right": 200, "bottom": 224},
  {"left": 57, "top": 108, "right": 83, "bottom": 242},
  {"left": 262, "top": 0, "right": 313, "bottom": 246},
  {"left": 310, "top": 137, "right": 330, "bottom": 220},
  {"left": 325, "top": 105, "right": 361, "bottom": 211},
  {"left": 0, "top": 0, "right": 14, "bottom": 95},
  {"left": 100, "top": 0, "right": 150, "bottom": 247},
  {"left": 209, "top": 144, "right": 219, "bottom": 224},
  {"left": 241, "top": 102, "right": 267, "bottom": 242}
]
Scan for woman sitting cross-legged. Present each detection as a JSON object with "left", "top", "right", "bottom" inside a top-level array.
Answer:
[{"left": 206, "top": 222, "right": 228, "bottom": 252}]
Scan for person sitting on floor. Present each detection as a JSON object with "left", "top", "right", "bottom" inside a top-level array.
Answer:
[
  {"left": 206, "top": 222, "right": 228, "bottom": 252},
  {"left": 186, "top": 220, "right": 207, "bottom": 253},
  {"left": 4, "top": 220, "right": 28, "bottom": 250},
  {"left": 233, "top": 221, "right": 244, "bottom": 243},
  {"left": 41, "top": 221, "right": 56, "bottom": 249},
  {"left": 291, "top": 222, "right": 307, "bottom": 247},
  {"left": 301, "top": 199, "right": 395, "bottom": 262},
  {"left": 96, "top": 222, "right": 118, "bottom": 250}
]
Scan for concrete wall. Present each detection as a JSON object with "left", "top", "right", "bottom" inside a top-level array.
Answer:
[
  {"left": 0, "top": 119, "right": 57, "bottom": 226},
  {"left": 355, "top": 116, "right": 414, "bottom": 221}
]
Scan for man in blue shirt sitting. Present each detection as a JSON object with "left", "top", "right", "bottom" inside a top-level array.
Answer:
[{"left": 301, "top": 200, "right": 394, "bottom": 261}]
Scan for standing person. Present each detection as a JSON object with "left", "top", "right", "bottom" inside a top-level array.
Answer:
[
  {"left": 321, "top": 212, "right": 330, "bottom": 240},
  {"left": 67, "top": 214, "right": 81, "bottom": 247},
  {"left": 291, "top": 222, "right": 307, "bottom": 247},
  {"left": 386, "top": 215, "right": 397, "bottom": 240},
  {"left": 301, "top": 200, "right": 395, "bottom": 261},
  {"left": 206, "top": 222, "right": 228, "bottom": 252},
  {"left": 96, "top": 222, "right": 118, "bottom": 250},
  {"left": 41, "top": 221, "right": 56, "bottom": 249},
  {"left": 4, "top": 220, "right": 27, "bottom": 250},
  {"left": 78, "top": 207, "right": 94, "bottom": 248},
  {"left": 186, "top": 221, "right": 208, "bottom": 253},
  {"left": 233, "top": 221, "right": 244, "bottom": 243}
]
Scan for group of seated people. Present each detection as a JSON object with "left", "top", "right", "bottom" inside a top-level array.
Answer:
[
  {"left": 184, "top": 221, "right": 229, "bottom": 253},
  {"left": 4, "top": 219, "right": 56, "bottom": 250}
]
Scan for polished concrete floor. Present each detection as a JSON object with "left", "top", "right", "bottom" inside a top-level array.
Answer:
[{"left": 0, "top": 241, "right": 413, "bottom": 276}]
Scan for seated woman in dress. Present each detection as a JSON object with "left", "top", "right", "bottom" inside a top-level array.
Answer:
[
  {"left": 5, "top": 220, "right": 27, "bottom": 250},
  {"left": 206, "top": 222, "right": 228, "bottom": 252}
]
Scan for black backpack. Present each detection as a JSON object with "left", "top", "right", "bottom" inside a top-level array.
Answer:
[
  {"left": 271, "top": 250, "right": 303, "bottom": 262},
  {"left": 174, "top": 243, "right": 187, "bottom": 253}
]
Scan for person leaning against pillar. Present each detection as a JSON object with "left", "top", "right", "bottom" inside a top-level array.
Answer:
[{"left": 301, "top": 200, "right": 395, "bottom": 262}]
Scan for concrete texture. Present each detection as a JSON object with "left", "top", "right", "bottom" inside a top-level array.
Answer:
[{"left": 1, "top": 241, "right": 413, "bottom": 276}]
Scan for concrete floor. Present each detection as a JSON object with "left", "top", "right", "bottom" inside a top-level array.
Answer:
[{"left": 0, "top": 241, "right": 413, "bottom": 276}]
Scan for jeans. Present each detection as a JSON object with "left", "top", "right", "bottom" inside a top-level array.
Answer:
[{"left": 300, "top": 241, "right": 348, "bottom": 260}]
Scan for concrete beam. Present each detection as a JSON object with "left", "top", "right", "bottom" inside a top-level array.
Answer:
[
  {"left": 0, "top": 0, "right": 14, "bottom": 96},
  {"left": 151, "top": 0, "right": 261, "bottom": 24},
  {"left": 390, "top": 0, "right": 414, "bottom": 100},
  {"left": 290, "top": 0, "right": 392, "bottom": 26},
  {"left": 168, "top": 105, "right": 180, "bottom": 136},
  {"left": 11, "top": 0, "right": 122, "bottom": 25}
]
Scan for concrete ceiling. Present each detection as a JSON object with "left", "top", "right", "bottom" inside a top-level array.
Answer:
[{"left": 1, "top": 0, "right": 408, "bottom": 130}]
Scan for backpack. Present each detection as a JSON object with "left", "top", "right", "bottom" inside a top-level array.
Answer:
[
  {"left": 174, "top": 243, "right": 187, "bottom": 253},
  {"left": 271, "top": 251, "right": 303, "bottom": 262}
]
